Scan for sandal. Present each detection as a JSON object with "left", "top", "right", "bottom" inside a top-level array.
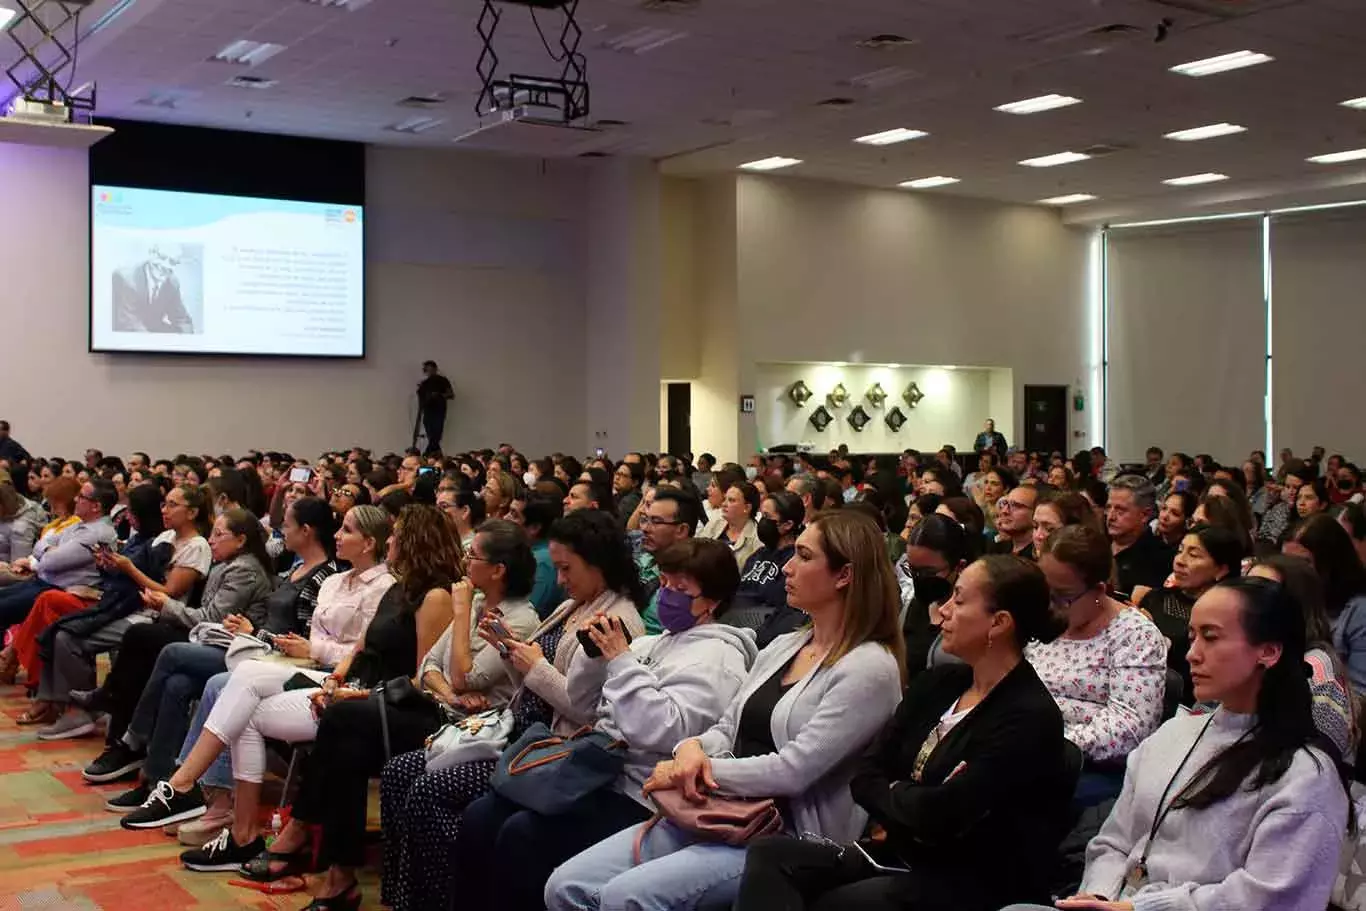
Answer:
[
  {"left": 16, "top": 702, "right": 58, "bottom": 726},
  {"left": 302, "top": 884, "right": 360, "bottom": 911},
  {"left": 240, "top": 846, "right": 313, "bottom": 882}
]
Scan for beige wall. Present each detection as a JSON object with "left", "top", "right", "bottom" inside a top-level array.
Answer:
[
  {"left": 0, "top": 143, "right": 591, "bottom": 460},
  {"left": 660, "top": 174, "right": 1095, "bottom": 460}
]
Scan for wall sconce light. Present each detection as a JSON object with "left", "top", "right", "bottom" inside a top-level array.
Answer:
[
  {"left": 903, "top": 382, "right": 925, "bottom": 409},
  {"left": 866, "top": 382, "right": 887, "bottom": 408},
  {"left": 788, "top": 380, "right": 813, "bottom": 407},
  {"left": 827, "top": 383, "right": 849, "bottom": 410}
]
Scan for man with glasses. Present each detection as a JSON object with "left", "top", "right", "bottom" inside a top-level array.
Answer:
[
  {"left": 636, "top": 487, "right": 701, "bottom": 634},
  {"left": 991, "top": 484, "right": 1039, "bottom": 559},
  {"left": 0, "top": 479, "right": 118, "bottom": 630}
]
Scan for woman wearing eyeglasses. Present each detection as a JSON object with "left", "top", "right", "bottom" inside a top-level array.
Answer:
[{"left": 1030, "top": 525, "right": 1166, "bottom": 806}]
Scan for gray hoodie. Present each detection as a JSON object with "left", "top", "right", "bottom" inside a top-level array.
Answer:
[{"left": 569, "top": 622, "right": 759, "bottom": 807}]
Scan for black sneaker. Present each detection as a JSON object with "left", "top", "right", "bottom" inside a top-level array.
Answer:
[
  {"left": 180, "top": 827, "right": 266, "bottom": 873},
  {"left": 83, "top": 743, "right": 146, "bottom": 783},
  {"left": 121, "top": 781, "right": 206, "bottom": 830},
  {"left": 105, "top": 781, "right": 151, "bottom": 813}
]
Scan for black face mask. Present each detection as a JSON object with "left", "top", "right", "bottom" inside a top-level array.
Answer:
[
  {"left": 756, "top": 516, "right": 781, "bottom": 550},
  {"left": 911, "top": 572, "right": 953, "bottom": 605}
]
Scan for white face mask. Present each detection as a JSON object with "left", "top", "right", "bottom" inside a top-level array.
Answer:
[
  {"left": 744, "top": 466, "right": 759, "bottom": 480},
  {"left": 523, "top": 471, "right": 537, "bottom": 488}
]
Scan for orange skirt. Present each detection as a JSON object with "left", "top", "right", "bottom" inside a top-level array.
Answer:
[{"left": 12, "top": 590, "right": 89, "bottom": 683}]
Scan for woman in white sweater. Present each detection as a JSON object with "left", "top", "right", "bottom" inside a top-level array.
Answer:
[
  {"left": 1006, "top": 575, "right": 1352, "bottom": 911},
  {"left": 546, "top": 509, "right": 906, "bottom": 911}
]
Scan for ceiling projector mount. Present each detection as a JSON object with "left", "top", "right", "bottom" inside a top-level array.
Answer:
[
  {"left": 475, "top": 0, "right": 589, "bottom": 125},
  {"left": 3, "top": 0, "right": 97, "bottom": 122}
]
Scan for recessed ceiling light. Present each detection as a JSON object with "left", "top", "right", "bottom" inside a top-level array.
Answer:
[
  {"left": 388, "top": 115, "right": 445, "bottom": 134},
  {"left": 1163, "top": 172, "right": 1229, "bottom": 186},
  {"left": 1019, "top": 151, "right": 1090, "bottom": 168},
  {"left": 994, "top": 94, "right": 1082, "bottom": 115},
  {"left": 1169, "top": 50, "right": 1273, "bottom": 77},
  {"left": 739, "top": 157, "right": 802, "bottom": 172},
  {"left": 211, "top": 39, "right": 287, "bottom": 66},
  {"left": 304, "top": 0, "right": 374, "bottom": 8},
  {"left": 1163, "top": 122, "right": 1247, "bottom": 142},
  {"left": 854, "top": 128, "right": 928, "bottom": 146},
  {"left": 0, "top": 7, "right": 17, "bottom": 30},
  {"left": 1038, "top": 193, "right": 1097, "bottom": 205},
  {"left": 898, "top": 176, "right": 959, "bottom": 189},
  {"left": 1307, "top": 148, "right": 1366, "bottom": 164},
  {"left": 1341, "top": 97, "right": 1366, "bottom": 111}
]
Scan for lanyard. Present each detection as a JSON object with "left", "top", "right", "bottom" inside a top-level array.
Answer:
[{"left": 1124, "top": 713, "right": 1220, "bottom": 893}]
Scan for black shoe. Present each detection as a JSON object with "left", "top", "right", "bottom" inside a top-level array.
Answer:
[
  {"left": 303, "top": 885, "right": 361, "bottom": 911},
  {"left": 180, "top": 828, "right": 266, "bottom": 873},
  {"left": 68, "top": 687, "right": 110, "bottom": 714},
  {"left": 121, "top": 781, "right": 206, "bottom": 830},
  {"left": 105, "top": 781, "right": 151, "bottom": 813},
  {"left": 83, "top": 743, "right": 146, "bottom": 783}
]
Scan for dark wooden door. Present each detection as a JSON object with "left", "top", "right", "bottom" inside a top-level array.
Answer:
[
  {"left": 1023, "top": 385, "right": 1069, "bottom": 455},
  {"left": 666, "top": 383, "right": 691, "bottom": 456}
]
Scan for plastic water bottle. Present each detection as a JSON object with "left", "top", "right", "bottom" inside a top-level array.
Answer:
[{"left": 267, "top": 810, "right": 283, "bottom": 848}]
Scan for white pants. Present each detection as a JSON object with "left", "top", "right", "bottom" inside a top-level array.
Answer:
[{"left": 202, "top": 659, "right": 328, "bottom": 784}]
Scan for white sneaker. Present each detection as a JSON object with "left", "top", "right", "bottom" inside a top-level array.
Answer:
[{"left": 178, "top": 806, "right": 234, "bottom": 847}]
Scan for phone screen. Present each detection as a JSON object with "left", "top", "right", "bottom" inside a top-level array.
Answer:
[
  {"left": 288, "top": 467, "right": 312, "bottom": 484},
  {"left": 853, "top": 840, "right": 911, "bottom": 874},
  {"left": 595, "top": 448, "right": 605, "bottom": 459}
]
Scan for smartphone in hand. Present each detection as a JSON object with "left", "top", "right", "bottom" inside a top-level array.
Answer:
[{"left": 576, "top": 616, "right": 632, "bottom": 659}]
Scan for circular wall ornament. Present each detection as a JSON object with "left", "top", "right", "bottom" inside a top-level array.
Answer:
[
  {"left": 848, "top": 405, "right": 872, "bottom": 432},
  {"left": 885, "top": 406, "right": 907, "bottom": 432},
  {"left": 809, "top": 405, "right": 833, "bottom": 432}
]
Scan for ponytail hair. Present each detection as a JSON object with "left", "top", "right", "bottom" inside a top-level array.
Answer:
[{"left": 1175, "top": 576, "right": 1348, "bottom": 815}]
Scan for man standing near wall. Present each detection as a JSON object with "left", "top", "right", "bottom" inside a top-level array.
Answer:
[
  {"left": 416, "top": 360, "right": 455, "bottom": 456},
  {"left": 0, "top": 421, "right": 31, "bottom": 469}
]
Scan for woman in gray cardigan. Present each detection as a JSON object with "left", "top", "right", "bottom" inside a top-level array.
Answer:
[{"left": 546, "top": 509, "right": 906, "bottom": 911}]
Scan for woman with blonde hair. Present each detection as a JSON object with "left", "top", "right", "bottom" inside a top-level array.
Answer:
[{"left": 546, "top": 510, "right": 905, "bottom": 911}]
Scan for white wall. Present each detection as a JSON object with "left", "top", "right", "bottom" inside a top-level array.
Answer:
[
  {"left": 735, "top": 177, "right": 1092, "bottom": 455},
  {"left": 0, "top": 142, "right": 590, "bottom": 461},
  {"left": 754, "top": 363, "right": 999, "bottom": 454}
]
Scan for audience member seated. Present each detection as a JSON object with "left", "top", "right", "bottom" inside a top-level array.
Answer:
[
  {"left": 635, "top": 487, "right": 701, "bottom": 634},
  {"left": 521, "top": 492, "right": 567, "bottom": 618},
  {"left": 727, "top": 490, "right": 803, "bottom": 633},
  {"left": 0, "top": 467, "right": 45, "bottom": 570},
  {"left": 483, "top": 470, "right": 518, "bottom": 521},
  {"left": 701, "top": 480, "right": 762, "bottom": 571},
  {"left": 1284, "top": 514, "right": 1366, "bottom": 694},
  {"left": 1139, "top": 524, "right": 1243, "bottom": 706},
  {"left": 545, "top": 510, "right": 904, "bottom": 911},
  {"left": 0, "top": 478, "right": 117, "bottom": 631},
  {"left": 155, "top": 504, "right": 395, "bottom": 848},
  {"left": 992, "top": 482, "right": 1038, "bottom": 559},
  {"left": 1155, "top": 490, "right": 1197, "bottom": 548},
  {"left": 379, "top": 508, "right": 646, "bottom": 911},
  {"left": 613, "top": 460, "right": 645, "bottom": 526},
  {"left": 1343, "top": 501, "right": 1366, "bottom": 567},
  {"left": 64, "top": 508, "right": 272, "bottom": 747},
  {"left": 34, "top": 476, "right": 81, "bottom": 544},
  {"left": 218, "top": 505, "right": 461, "bottom": 906},
  {"left": 1, "top": 485, "right": 165, "bottom": 698},
  {"left": 1248, "top": 554, "right": 1356, "bottom": 764},
  {"left": 1004, "top": 577, "right": 1352, "bottom": 911},
  {"left": 973, "top": 466, "right": 1015, "bottom": 538},
  {"left": 732, "top": 555, "right": 1074, "bottom": 911},
  {"left": 144, "top": 506, "right": 407, "bottom": 872},
  {"left": 900, "top": 514, "right": 975, "bottom": 680},
  {"left": 100, "top": 497, "right": 338, "bottom": 814},
  {"left": 1107, "top": 475, "right": 1176, "bottom": 598},
  {"left": 1033, "top": 526, "right": 1166, "bottom": 805},
  {"left": 1298, "top": 476, "right": 1334, "bottom": 523},
  {"left": 1031, "top": 490, "right": 1105, "bottom": 559},
  {"left": 702, "top": 466, "right": 743, "bottom": 526},
  {"left": 1258, "top": 464, "right": 1305, "bottom": 546}
]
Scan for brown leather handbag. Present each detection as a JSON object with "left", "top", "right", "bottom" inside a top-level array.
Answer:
[{"left": 632, "top": 789, "right": 783, "bottom": 863}]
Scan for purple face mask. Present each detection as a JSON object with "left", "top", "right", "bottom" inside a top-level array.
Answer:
[{"left": 656, "top": 585, "right": 699, "bottom": 633}]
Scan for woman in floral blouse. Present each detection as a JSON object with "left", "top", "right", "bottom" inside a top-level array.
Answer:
[{"left": 1029, "top": 524, "right": 1167, "bottom": 806}]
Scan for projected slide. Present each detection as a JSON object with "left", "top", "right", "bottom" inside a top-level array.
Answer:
[{"left": 90, "top": 186, "right": 364, "bottom": 357}]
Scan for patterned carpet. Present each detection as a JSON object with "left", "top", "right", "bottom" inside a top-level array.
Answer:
[{"left": 0, "top": 679, "right": 383, "bottom": 910}]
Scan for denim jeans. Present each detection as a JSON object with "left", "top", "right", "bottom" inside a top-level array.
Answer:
[
  {"left": 176, "top": 670, "right": 234, "bottom": 789},
  {"left": 0, "top": 578, "right": 54, "bottom": 628},
  {"left": 126, "top": 642, "right": 226, "bottom": 781},
  {"left": 545, "top": 819, "right": 748, "bottom": 911}
]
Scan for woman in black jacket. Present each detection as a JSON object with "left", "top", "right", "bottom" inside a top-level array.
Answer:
[{"left": 734, "top": 555, "right": 1076, "bottom": 911}]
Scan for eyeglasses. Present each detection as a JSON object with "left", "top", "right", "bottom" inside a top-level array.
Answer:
[
  {"left": 336, "top": 487, "right": 359, "bottom": 498},
  {"left": 640, "top": 515, "right": 683, "bottom": 527},
  {"left": 996, "top": 497, "right": 1032, "bottom": 512}
]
